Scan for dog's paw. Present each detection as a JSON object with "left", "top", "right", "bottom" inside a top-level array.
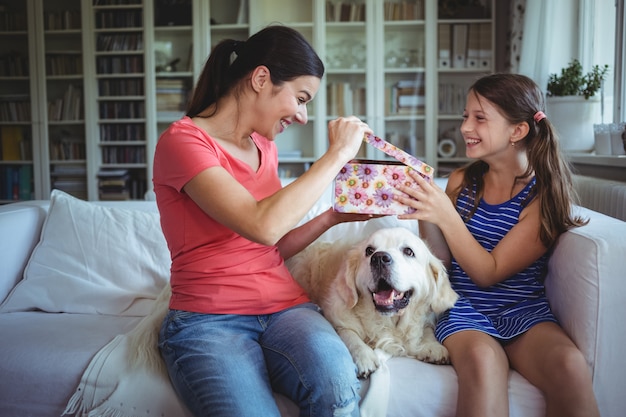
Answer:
[
  {"left": 415, "top": 341, "right": 450, "bottom": 365},
  {"left": 351, "top": 347, "right": 380, "bottom": 378}
]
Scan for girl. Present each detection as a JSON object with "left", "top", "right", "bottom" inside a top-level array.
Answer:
[
  {"left": 153, "top": 25, "right": 373, "bottom": 417},
  {"left": 396, "top": 73, "right": 600, "bottom": 417}
]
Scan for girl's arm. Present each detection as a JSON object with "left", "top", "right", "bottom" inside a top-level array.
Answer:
[
  {"left": 396, "top": 170, "right": 548, "bottom": 287},
  {"left": 184, "top": 117, "right": 372, "bottom": 246},
  {"left": 418, "top": 219, "right": 452, "bottom": 269}
]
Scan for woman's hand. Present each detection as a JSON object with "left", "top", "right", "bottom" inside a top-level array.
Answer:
[
  {"left": 326, "top": 116, "right": 373, "bottom": 163},
  {"left": 326, "top": 208, "right": 386, "bottom": 226}
]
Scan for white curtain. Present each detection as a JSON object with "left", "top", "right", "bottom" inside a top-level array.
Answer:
[
  {"left": 516, "top": 0, "right": 617, "bottom": 121},
  {"left": 517, "top": 0, "right": 579, "bottom": 93}
]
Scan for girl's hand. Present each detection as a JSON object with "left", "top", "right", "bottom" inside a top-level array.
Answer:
[{"left": 395, "top": 171, "right": 456, "bottom": 226}]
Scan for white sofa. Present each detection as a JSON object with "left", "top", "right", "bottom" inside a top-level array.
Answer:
[{"left": 0, "top": 180, "right": 625, "bottom": 417}]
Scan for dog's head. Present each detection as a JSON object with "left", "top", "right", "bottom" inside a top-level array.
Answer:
[{"left": 336, "top": 227, "right": 458, "bottom": 316}]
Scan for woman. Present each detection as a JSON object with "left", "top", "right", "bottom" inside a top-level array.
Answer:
[{"left": 153, "top": 25, "right": 373, "bottom": 417}]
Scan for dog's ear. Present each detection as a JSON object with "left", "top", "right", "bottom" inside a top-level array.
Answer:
[
  {"left": 428, "top": 255, "right": 459, "bottom": 314},
  {"left": 334, "top": 247, "right": 361, "bottom": 308}
]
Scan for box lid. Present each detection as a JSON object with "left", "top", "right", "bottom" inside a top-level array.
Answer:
[{"left": 362, "top": 134, "right": 434, "bottom": 179}]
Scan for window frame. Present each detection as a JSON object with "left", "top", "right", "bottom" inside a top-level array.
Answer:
[{"left": 615, "top": 0, "right": 625, "bottom": 121}]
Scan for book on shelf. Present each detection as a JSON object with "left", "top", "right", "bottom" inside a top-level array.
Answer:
[
  {"left": 327, "top": 82, "right": 353, "bottom": 117},
  {"left": 384, "top": 1, "right": 423, "bottom": 21},
  {"left": 44, "top": 10, "right": 81, "bottom": 30},
  {"left": 50, "top": 136, "right": 86, "bottom": 161},
  {"left": 53, "top": 177, "right": 87, "bottom": 195},
  {"left": 0, "top": 95, "right": 31, "bottom": 122},
  {"left": 18, "top": 165, "right": 32, "bottom": 200},
  {"left": 0, "top": 7, "right": 27, "bottom": 31},
  {"left": 46, "top": 52, "right": 83, "bottom": 76},
  {"left": 98, "top": 168, "right": 131, "bottom": 201},
  {"left": 326, "top": 1, "right": 365, "bottom": 22},
  {"left": 438, "top": 82, "right": 466, "bottom": 115},
  {"left": 98, "top": 168, "right": 130, "bottom": 180},
  {"left": 48, "top": 84, "right": 83, "bottom": 121},
  {"left": 353, "top": 87, "right": 366, "bottom": 116},
  {"left": 0, "top": 165, "right": 32, "bottom": 201},
  {"left": 51, "top": 165, "right": 87, "bottom": 177},
  {"left": 389, "top": 78, "right": 425, "bottom": 115},
  {"left": 1, "top": 126, "right": 23, "bottom": 160},
  {"left": 156, "top": 78, "right": 188, "bottom": 112},
  {"left": 327, "top": 83, "right": 367, "bottom": 117},
  {"left": 0, "top": 51, "right": 28, "bottom": 77}
]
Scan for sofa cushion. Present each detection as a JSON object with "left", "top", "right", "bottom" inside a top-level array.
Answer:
[
  {"left": 0, "top": 312, "right": 141, "bottom": 417},
  {"left": 0, "top": 190, "right": 170, "bottom": 316},
  {"left": 0, "top": 203, "right": 47, "bottom": 303}
]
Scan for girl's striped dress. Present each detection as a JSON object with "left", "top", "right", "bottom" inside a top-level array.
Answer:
[{"left": 435, "top": 177, "right": 557, "bottom": 343}]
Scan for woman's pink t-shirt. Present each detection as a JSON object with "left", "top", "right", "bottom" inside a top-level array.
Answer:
[{"left": 152, "top": 117, "right": 309, "bottom": 314}]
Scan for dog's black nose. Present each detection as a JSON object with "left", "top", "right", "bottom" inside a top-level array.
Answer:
[{"left": 371, "top": 251, "right": 392, "bottom": 268}]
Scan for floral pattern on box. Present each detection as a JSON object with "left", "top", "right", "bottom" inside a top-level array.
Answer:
[{"left": 333, "top": 135, "right": 435, "bottom": 215}]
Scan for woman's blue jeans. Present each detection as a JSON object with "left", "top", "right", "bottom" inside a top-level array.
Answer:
[{"left": 158, "top": 303, "right": 361, "bottom": 417}]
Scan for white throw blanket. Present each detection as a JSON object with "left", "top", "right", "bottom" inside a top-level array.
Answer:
[
  {"left": 63, "top": 285, "right": 391, "bottom": 417},
  {"left": 62, "top": 285, "right": 192, "bottom": 417}
]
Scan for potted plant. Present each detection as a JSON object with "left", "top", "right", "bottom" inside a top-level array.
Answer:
[{"left": 546, "top": 59, "right": 609, "bottom": 152}]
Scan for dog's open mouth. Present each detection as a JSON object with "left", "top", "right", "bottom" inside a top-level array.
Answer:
[{"left": 372, "top": 280, "right": 413, "bottom": 314}]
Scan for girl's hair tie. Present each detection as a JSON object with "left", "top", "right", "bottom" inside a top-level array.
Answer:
[{"left": 533, "top": 111, "right": 547, "bottom": 123}]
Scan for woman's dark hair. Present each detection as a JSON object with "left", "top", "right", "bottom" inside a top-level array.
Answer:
[
  {"left": 186, "top": 25, "right": 324, "bottom": 118},
  {"left": 453, "top": 73, "right": 587, "bottom": 248}
]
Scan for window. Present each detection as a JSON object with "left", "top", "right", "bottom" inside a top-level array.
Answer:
[
  {"left": 613, "top": 0, "right": 625, "bottom": 121},
  {"left": 586, "top": 0, "right": 621, "bottom": 122}
]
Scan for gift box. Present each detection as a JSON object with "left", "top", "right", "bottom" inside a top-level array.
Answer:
[{"left": 333, "top": 134, "right": 434, "bottom": 215}]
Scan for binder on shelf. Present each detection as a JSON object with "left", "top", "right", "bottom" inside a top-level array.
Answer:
[
  {"left": 438, "top": 23, "right": 451, "bottom": 68},
  {"left": 466, "top": 24, "right": 480, "bottom": 69},
  {"left": 452, "top": 24, "right": 468, "bottom": 68},
  {"left": 479, "top": 23, "right": 492, "bottom": 69}
]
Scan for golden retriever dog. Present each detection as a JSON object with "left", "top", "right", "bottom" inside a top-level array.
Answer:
[{"left": 287, "top": 226, "right": 458, "bottom": 377}]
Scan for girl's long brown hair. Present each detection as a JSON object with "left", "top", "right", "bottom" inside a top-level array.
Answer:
[{"left": 452, "top": 73, "right": 587, "bottom": 248}]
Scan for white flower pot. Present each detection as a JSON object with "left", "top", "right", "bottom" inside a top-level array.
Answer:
[{"left": 546, "top": 96, "right": 601, "bottom": 153}]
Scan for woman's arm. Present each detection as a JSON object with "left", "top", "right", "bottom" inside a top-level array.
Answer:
[
  {"left": 276, "top": 209, "right": 377, "bottom": 260},
  {"left": 184, "top": 117, "right": 372, "bottom": 246},
  {"left": 396, "top": 170, "right": 548, "bottom": 287}
]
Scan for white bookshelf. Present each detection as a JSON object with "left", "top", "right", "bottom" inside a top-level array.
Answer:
[{"left": 0, "top": 0, "right": 496, "bottom": 202}]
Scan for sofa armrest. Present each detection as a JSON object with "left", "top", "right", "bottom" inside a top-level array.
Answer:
[
  {"left": 0, "top": 203, "right": 48, "bottom": 303},
  {"left": 545, "top": 207, "right": 626, "bottom": 417}
]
